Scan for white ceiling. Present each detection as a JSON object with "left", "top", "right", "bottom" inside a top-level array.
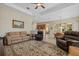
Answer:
[
  {"left": 3, "top": 3, "right": 77, "bottom": 22},
  {"left": 4, "top": 3, "right": 74, "bottom": 16},
  {"left": 13, "top": 3, "right": 60, "bottom": 15}
]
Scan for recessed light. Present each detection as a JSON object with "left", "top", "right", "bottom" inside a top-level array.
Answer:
[{"left": 26, "top": 7, "right": 30, "bottom": 9}]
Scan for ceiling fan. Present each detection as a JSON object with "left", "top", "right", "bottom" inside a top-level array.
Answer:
[{"left": 33, "top": 3, "right": 45, "bottom": 9}]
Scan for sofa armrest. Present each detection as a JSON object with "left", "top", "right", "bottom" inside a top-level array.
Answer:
[
  {"left": 56, "top": 39, "right": 68, "bottom": 46},
  {"left": 3, "top": 36, "right": 11, "bottom": 45}
]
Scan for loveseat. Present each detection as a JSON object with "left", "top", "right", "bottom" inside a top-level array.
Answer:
[
  {"left": 3, "top": 31, "right": 30, "bottom": 45},
  {"left": 55, "top": 31, "right": 79, "bottom": 52}
]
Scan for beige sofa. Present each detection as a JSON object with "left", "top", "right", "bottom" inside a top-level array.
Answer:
[{"left": 3, "top": 31, "right": 30, "bottom": 45}]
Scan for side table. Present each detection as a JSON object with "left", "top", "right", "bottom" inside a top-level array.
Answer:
[
  {"left": 30, "top": 34, "right": 36, "bottom": 40},
  {"left": 27, "top": 34, "right": 36, "bottom": 40}
]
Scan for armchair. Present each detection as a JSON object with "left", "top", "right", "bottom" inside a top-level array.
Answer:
[{"left": 35, "top": 31, "right": 43, "bottom": 41}]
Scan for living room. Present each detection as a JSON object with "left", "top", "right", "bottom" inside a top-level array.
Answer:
[{"left": 0, "top": 2, "right": 79, "bottom": 56}]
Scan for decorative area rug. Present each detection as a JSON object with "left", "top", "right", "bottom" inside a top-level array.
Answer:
[{"left": 4, "top": 40, "right": 67, "bottom": 56}]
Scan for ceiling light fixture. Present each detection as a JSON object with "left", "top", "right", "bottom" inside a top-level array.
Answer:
[
  {"left": 33, "top": 3, "right": 45, "bottom": 9},
  {"left": 26, "top": 7, "right": 30, "bottom": 9},
  {"left": 37, "top": 3, "right": 42, "bottom": 6}
]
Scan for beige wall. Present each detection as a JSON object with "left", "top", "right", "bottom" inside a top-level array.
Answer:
[
  {"left": 0, "top": 4, "right": 32, "bottom": 37},
  {"left": 36, "top": 17, "right": 79, "bottom": 32},
  {"left": 47, "top": 17, "right": 79, "bottom": 33}
]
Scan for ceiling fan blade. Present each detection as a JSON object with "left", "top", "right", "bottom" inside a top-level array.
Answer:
[
  {"left": 41, "top": 5, "right": 45, "bottom": 9},
  {"left": 35, "top": 6, "right": 38, "bottom": 9}
]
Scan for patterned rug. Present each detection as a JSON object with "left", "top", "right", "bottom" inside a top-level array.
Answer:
[{"left": 4, "top": 40, "right": 67, "bottom": 56}]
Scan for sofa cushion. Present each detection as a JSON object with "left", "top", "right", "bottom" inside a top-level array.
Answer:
[
  {"left": 12, "top": 37, "right": 22, "bottom": 40},
  {"left": 65, "top": 35, "right": 79, "bottom": 41},
  {"left": 7, "top": 32, "right": 20, "bottom": 37},
  {"left": 11, "top": 39, "right": 22, "bottom": 44},
  {"left": 20, "top": 31, "right": 27, "bottom": 37},
  {"left": 64, "top": 31, "right": 72, "bottom": 35},
  {"left": 65, "top": 31, "right": 79, "bottom": 36},
  {"left": 72, "top": 32, "right": 79, "bottom": 36},
  {"left": 65, "top": 38, "right": 77, "bottom": 42},
  {"left": 7, "top": 36, "right": 22, "bottom": 40},
  {"left": 23, "top": 36, "right": 30, "bottom": 40}
]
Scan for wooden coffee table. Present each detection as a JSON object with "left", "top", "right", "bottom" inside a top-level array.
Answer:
[{"left": 68, "top": 46, "right": 79, "bottom": 56}]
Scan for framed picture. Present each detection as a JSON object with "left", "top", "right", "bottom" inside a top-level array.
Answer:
[{"left": 12, "top": 20, "right": 24, "bottom": 28}]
